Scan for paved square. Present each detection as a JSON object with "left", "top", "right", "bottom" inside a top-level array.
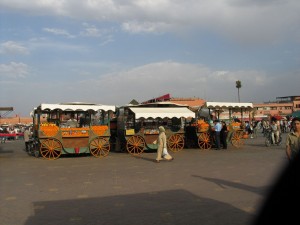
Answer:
[{"left": 0, "top": 134, "right": 288, "bottom": 225}]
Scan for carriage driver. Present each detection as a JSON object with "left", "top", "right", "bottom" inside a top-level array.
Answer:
[{"left": 66, "top": 114, "right": 78, "bottom": 128}]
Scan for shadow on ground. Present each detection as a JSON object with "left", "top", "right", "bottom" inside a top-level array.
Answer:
[
  {"left": 192, "top": 175, "right": 268, "bottom": 195},
  {"left": 24, "top": 189, "right": 251, "bottom": 225}
]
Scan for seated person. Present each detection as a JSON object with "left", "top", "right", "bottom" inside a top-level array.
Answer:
[{"left": 66, "top": 115, "right": 78, "bottom": 128}]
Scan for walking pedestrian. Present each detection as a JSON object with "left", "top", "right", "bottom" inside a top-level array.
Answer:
[{"left": 155, "top": 126, "right": 173, "bottom": 163}]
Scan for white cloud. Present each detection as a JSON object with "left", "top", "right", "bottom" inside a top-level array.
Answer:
[
  {"left": 27, "top": 38, "right": 88, "bottom": 53},
  {"left": 0, "top": 60, "right": 298, "bottom": 116},
  {"left": 1, "top": 0, "right": 300, "bottom": 43},
  {"left": 0, "top": 62, "right": 29, "bottom": 78},
  {"left": 0, "top": 41, "right": 30, "bottom": 55},
  {"left": 43, "top": 28, "right": 75, "bottom": 38},
  {"left": 80, "top": 23, "right": 116, "bottom": 44},
  {"left": 80, "top": 23, "right": 103, "bottom": 37},
  {"left": 64, "top": 61, "right": 271, "bottom": 104},
  {"left": 121, "top": 21, "right": 170, "bottom": 34}
]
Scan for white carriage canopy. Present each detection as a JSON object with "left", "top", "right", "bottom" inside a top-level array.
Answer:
[
  {"left": 129, "top": 107, "right": 195, "bottom": 119},
  {"left": 37, "top": 102, "right": 116, "bottom": 112},
  {"left": 205, "top": 102, "right": 253, "bottom": 110},
  {"left": 204, "top": 102, "right": 253, "bottom": 120}
]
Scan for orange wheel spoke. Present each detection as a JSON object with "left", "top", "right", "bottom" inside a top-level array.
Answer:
[
  {"left": 168, "top": 134, "right": 184, "bottom": 152},
  {"left": 41, "top": 142, "right": 50, "bottom": 149},
  {"left": 40, "top": 138, "right": 62, "bottom": 160},
  {"left": 89, "top": 137, "right": 110, "bottom": 158},
  {"left": 198, "top": 132, "right": 211, "bottom": 149},
  {"left": 43, "top": 150, "right": 50, "bottom": 157},
  {"left": 126, "top": 136, "right": 145, "bottom": 155},
  {"left": 90, "top": 143, "right": 99, "bottom": 148}
]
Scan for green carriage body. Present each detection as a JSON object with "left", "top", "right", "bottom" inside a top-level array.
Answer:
[
  {"left": 115, "top": 102, "right": 195, "bottom": 155},
  {"left": 185, "top": 101, "right": 253, "bottom": 149},
  {"left": 29, "top": 102, "right": 115, "bottom": 160}
]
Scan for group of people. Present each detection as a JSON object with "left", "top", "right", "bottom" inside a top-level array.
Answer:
[
  {"left": 213, "top": 116, "right": 300, "bottom": 162},
  {"left": 262, "top": 117, "right": 294, "bottom": 145},
  {"left": 0, "top": 124, "right": 32, "bottom": 143}
]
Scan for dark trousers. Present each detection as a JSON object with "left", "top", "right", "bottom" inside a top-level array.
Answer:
[
  {"left": 215, "top": 131, "right": 221, "bottom": 149},
  {"left": 25, "top": 141, "right": 29, "bottom": 151},
  {"left": 221, "top": 131, "right": 227, "bottom": 149}
]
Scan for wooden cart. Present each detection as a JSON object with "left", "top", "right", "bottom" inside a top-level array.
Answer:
[
  {"left": 227, "top": 121, "right": 245, "bottom": 148},
  {"left": 28, "top": 102, "right": 115, "bottom": 160},
  {"left": 114, "top": 102, "right": 195, "bottom": 156},
  {"left": 185, "top": 118, "right": 213, "bottom": 150}
]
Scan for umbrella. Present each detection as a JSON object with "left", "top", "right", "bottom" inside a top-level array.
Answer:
[{"left": 291, "top": 110, "right": 300, "bottom": 118}]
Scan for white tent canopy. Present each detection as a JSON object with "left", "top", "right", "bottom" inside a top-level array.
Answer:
[
  {"left": 205, "top": 102, "right": 253, "bottom": 110},
  {"left": 37, "top": 102, "right": 116, "bottom": 112},
  {"left": 129, "top": 107, "right": 195, "bottom": 119}
]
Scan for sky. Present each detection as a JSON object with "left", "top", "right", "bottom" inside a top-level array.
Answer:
[{"left": 1, "top": 0, "right": 300, "bottom": 116}]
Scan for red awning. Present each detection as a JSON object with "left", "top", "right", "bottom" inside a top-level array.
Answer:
[{"left": 272, "top": 115, "right": 283, "bottom": 120}]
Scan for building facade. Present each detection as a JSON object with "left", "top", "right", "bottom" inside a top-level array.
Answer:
[
  {"left": 253, "top": 96, "right": 300, "bottom": 119},
  {"left": 143, "top": 94, "right": 300, "bottom": 121}
]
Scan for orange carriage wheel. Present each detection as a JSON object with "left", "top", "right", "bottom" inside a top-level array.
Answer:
[
  {"left": 167, "top": 134, "right": 184, "bottom": 152},
  {"left": 198, "top": 132, "right": 212, "bottom": 150},
  {"left": 89, "top": 137, "right": 110, "bottom": 158},
  {"left": 40, "top": 138, "right": 62, "bottom": 160},
  {"left": 126, "top": 135, "right": 145, "bottom": 155},
  {"left": 231, "top": 130, "right": 244, "bottom": 148}
]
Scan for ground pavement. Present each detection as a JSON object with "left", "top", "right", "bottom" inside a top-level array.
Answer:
[{"left": 0, "top": 133, "right": 288, "bottom": 225}]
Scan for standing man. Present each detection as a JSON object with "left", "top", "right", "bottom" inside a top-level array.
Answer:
[
  {"left": 220, "top": 121, "right": 228, "bottom": 149},
  {"left": 286, "top": 117, "right": 300, "bottom": 161},
  {"left": 214, "top": 119, "right": 222, "bottom": 150},
  {"left": 270, "top": 120, "right": 279, "bottom": 144},
  {"left": 23, "top": 128, "right": 31, "bottom": 152}
]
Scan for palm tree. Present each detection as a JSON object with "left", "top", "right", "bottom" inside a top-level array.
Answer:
[{"left": 236, "top": 80, "right": 242, "bottom": 103}]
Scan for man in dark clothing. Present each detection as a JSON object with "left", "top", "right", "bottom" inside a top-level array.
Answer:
[{"left": 220, "top": 121, "right": 228, "bottom": 149}]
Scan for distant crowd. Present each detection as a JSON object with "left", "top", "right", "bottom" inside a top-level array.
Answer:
[{"left": 0, "top": 124, "right": 32, "bottom": 142}]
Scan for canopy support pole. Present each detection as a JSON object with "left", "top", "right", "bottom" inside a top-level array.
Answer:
[{"left": 241, "top": 109, "right": 243, "bottom": 122}]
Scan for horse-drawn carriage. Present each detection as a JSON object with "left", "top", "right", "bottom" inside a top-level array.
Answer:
[
  {"left": 184, "top": 118, "right": 212, "bottom": 149},
  {"left": 227, "top": 120, "right": 245, "bottom": 148},
  {"left": 185, "top": 102, "right": 253, "bottom": 149},
  {"left": 114, "top": 102, "right": 195, "bottom": 155},
  {"left": 28, "top": 102, "right": 115, "bottom": 159}
]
